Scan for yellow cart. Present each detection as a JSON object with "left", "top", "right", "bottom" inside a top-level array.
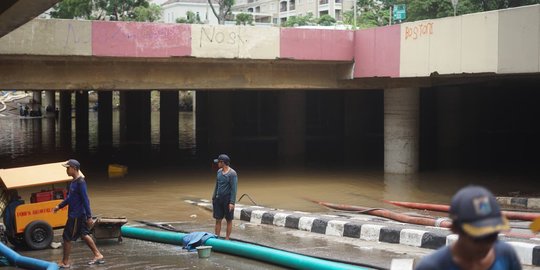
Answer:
[{"left": 0, "top": 162, "right": 77, "bottom": 250}]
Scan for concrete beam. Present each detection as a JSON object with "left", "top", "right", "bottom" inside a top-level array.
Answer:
[
  {"left": 0, "top": 0, "right": 59, "bottom": 38},
  {"left": 0, "top": 56, "right": 353, "bottom": 90}
]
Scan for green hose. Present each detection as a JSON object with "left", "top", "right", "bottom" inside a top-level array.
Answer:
[{"left": 121, "top": 226, "right": 369, "bottom": 270}]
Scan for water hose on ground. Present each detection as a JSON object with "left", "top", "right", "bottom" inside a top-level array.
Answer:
[
  {"left": 0, "top": 241, "right": 58, "bottom": 270},
  {"left": 385, "top": 200, "right": 540, "bottom": 221},
  {"left": 309, "top": 199, "right": 453, "bottom": 228},
  {"left": 122, "top": 225, "right": 373, "bottom": 270},
  {"left": 238, "top": 193, "right": 258, "bottom": 206}
]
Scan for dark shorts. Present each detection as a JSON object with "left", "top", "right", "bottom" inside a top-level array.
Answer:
[
  {"left": 213, "top": 195, "right": 234, "bottom": 221},
  {"left": 63, "top": 216, "right": 90, "bottom": 241}
]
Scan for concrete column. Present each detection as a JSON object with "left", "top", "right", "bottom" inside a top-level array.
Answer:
[
  {"left": 436, "top": 87, "right": 462, "bottom": 169},
  {"left": 207, "top": 91, "right": 233, "bottom": 156},
  {"left": 383, "top": 173, "right": 419, "bottom": 201},
  {"left": 44, "top": 91, "right": 55, "bottom": 118},
  {"left": 75, "top": 91, "right": 89, "bottom": 151},
  {"left": 98, "top": 91, "right": 113, "bottom": 148},
  {"left": 195, "top": 91, "right": 209, "bottom": 159},
  {"left": 160, "top": 91, "right": 179, "bottom": 153},
  {"left": 32, "top": 91, "right": 42, "bottom": 116},
  {"left": 59, "top": 91, "right": 72, "bottom": 148},
  {"left": 119, "top": 91, "right": 151, "bottom": 149},
  {"left": 278, "top": 91, "right": 306, "bottom": 165},
  {"left": 384, "top": 88, "right": 419, "bottom": 174}
]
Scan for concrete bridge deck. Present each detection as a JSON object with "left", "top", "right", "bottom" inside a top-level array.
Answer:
[{"left": 0, "top": 5, "right": 538, "bottom": 90}]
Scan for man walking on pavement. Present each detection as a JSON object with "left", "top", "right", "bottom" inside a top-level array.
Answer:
[
  {"left": 54, "top": 159, "right": 104, "bottom": 268},
  {"left": 212, "top": 154, "right": 238, "bottom": 240},
  {"left": 415, "top": 185, "right": 521, "bottom": 270}
]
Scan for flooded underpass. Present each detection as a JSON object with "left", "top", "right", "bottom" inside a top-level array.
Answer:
[{"left": 2, "top": 83, "right": 540, "bottom": 269}]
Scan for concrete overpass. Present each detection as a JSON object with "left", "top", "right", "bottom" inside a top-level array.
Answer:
[
  {"left": 0, "top": 5, "right": 539, "bottom": 174},
  {"left": 0, "top": 0, "right": 59, "bottom": 38}
]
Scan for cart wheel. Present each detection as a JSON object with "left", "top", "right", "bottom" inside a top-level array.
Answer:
[{"left": 23, "top": 221, "right": 53, "bottom": 250}]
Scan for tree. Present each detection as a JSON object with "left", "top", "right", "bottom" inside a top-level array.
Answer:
[
  {"left": 176, "top": 11, "right": 201, "bottom": 24},
  {"left": 49, "top": 0, "right": 97, "bottom": 19},
  {"left": 317, "top": 14, "right": 336, "bottom": 26},
  {"left": 208, "top": 0, "right": 235, "bottom": 24},
  {"left": 235, "top": 13, "right": 254, "bottom": 25},
  {"left": 282, "top": 13, "right": 315, "bottom": 27},
  {"left": 50, "top": 0, "right": 154, "bottom": 21},
  {"left": 130, "top": 4, "right": 162, "bottom": 22}
]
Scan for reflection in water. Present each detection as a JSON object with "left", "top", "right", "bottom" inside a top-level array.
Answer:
[{"left": 2, "top": 110, "right": 540, "bottom": 217}]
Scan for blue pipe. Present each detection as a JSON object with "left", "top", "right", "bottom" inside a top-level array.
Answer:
[
  {"left": 122, "top": 226, "right": 369, "bottom": 270},
  {"left": 0, "top": 242, "right": 58, "bottom": 270}
]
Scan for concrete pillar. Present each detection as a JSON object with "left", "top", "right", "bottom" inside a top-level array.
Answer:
[
  {"left": 119, "top": 91, "right": 151, "bottom": 149},
  {"left": 32, "top": 91, "right": 42, "bottom": 116},
  {"left": 98, "top": 91, "right": 113, "bottom": 148},
  {"left": 75, "top": 91, "right": 89, "bottom": 151},
  {"left": 59, "top": 91, "right": 72, "bottom": 148},
  {"left": 384, "top": 88, "right": 419, "bottom": 174},
  {"left": 436, "top": 87, "right": 462, "bottom": 169},
  {"left": 278, "top": 91, "right": 306, "bottom": 165},
  {"left": 207, "top": 91, "right": 233, "bottom": 156},
  {"left": 44, "top": 91, "right": 55, "bottom": 118},
  {"left": 383, "top": 173, "right": 419, "bottom": 202},
  {"left": 160, "top": 91, "right": 179, "bottom": 153},
  {"left": 195, "top": 91, "right": 209, "bottom": 159}
]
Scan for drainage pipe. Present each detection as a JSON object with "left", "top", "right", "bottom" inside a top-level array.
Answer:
[
  {"left": 386, "top": 201, "right": 540, "bottom": 221},
  {"left": 121, "top": 226, "right": 370, "bottom": 270},
  {"left": 0, "top": 242, "right": 58, "bottom": 270},
  {"left": 313, "top": 200, "right": 452, "bottom": 228}
]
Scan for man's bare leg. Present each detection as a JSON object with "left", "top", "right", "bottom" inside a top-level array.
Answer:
[
  {"left": 82, "top": 235, "right": 103, "bottom": 260},
  {"left": 225, "top": 220, "right": 233, "bottom": 240},
  {"left": 215, "top": 219, "right": 223, "bottom": 237},
  {"left": 61, "top": 240, "right": 72, "bottom": 266}
]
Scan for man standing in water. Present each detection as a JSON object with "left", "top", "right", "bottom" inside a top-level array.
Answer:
[
  {"left": 212, "top": 154, "right": 238, "bottom": 240},
  {"left": 54, "top": 159, "right": 104, "bottom": 268},
  {"left": 415, "top": 185, "right": 521, "bottom": 270}
]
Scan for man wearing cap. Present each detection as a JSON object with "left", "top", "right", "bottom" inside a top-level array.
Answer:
[
  {"left": 415, "top": 185, "right": 521, "bottom": 270},
  {"left": 212, "top": 154, "right": 238, "bottom": 240},
  {"left": 53, "top": 159, "right": 104, "bottom": 268}
]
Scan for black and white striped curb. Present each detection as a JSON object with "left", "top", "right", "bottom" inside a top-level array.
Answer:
[
  {"left": 184, "top": 199, "right": 540, "bottom": 266},
  {"left": 497, "top": 197, "right": 540, "bottom": 211}
]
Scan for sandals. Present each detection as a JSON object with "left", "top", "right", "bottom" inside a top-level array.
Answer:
[{"left": 87, "top": 258, "right": 105, "bottom": 265}]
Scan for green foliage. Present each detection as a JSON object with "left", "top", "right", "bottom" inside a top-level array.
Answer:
[
  {"left": 317, "top": 14, "right": 336, "bottom": 26},
  {"left": 176, "top": 11, "right": 202, "bottom": 24},
  {"left": 282, "top": 13, "right": 315, "bottom": 27},
  {"left": 348, "top": 0, "right": 540, "bottom": 28},
  {"left": 49, "top": 0, "right": 96, "bottom": 19},
  {"left": 50, "top": 0, "right": 157, "bottom": 21},
  {"left": 130, "top": 4, "right": 162, "bottom": 22},
  {"left": 235, "top": 13, "right": 254, "bottom": 25}
]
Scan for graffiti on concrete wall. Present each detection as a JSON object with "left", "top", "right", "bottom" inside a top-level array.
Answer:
[
  {"left": 199, "top": 26, "right": 247, "bottom": 47},
  {"left": 404, "top": 22, "right": 434, "bottom": 40}
]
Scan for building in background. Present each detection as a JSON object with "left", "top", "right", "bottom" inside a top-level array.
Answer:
[
  {"left": 160, "top": 0, "right": 220, "bottom": 24},
  {"left": 233, "top": 0, "right": 353, "bottom": 25}
]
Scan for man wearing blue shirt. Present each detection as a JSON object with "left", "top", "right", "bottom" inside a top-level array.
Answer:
[
  {"left": 415, "top": 186, "right": 521, "bottom": 270},
  {"left": 212, "top": 154, "right": 238, "bottom": 240},
  {"left": 54, "top": 159, "right": 103, "bottom": 268}
]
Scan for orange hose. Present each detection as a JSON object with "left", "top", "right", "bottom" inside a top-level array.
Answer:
[
  {"left": 315, "top": 201, "right": 452, "bottom": 228},
  {"left": 386, "top": 200, "right": 540, "bottom": 221}
]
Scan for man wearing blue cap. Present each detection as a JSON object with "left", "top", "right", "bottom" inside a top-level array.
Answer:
[
  {"left": 212, "top": 154, "right": 238, "bottom": 240},
  {"left": 415, "top": 185, "right": 521, "bottom": 270},
  {"left": 54, "top": 159, "right": 103, "bottom": 268}
]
